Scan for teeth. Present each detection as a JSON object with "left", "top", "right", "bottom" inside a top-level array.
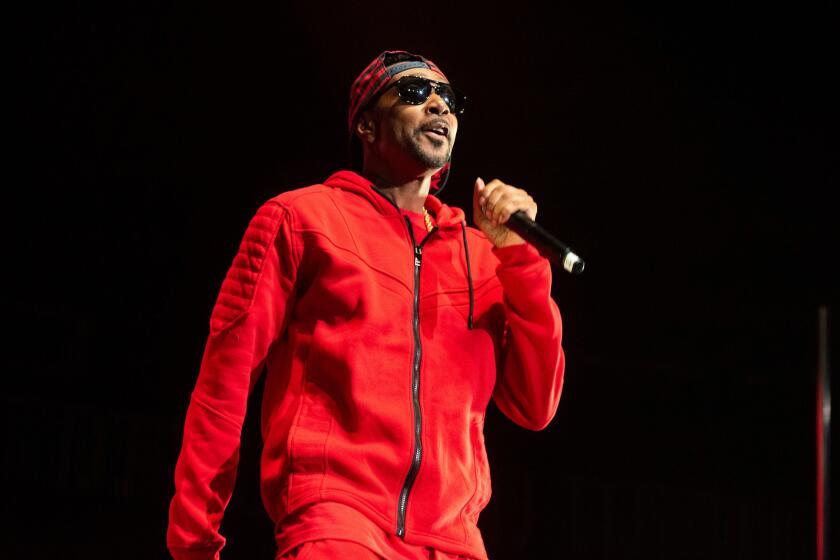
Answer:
[{"left": 423, "top": 124, "right": 447, "bottom": 137}]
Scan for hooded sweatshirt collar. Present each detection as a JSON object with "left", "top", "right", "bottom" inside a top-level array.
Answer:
[{"left": 324, "top": 170, "right": 466, "bottom": 229}]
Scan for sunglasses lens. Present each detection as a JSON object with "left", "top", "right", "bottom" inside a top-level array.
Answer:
[
  {"left": 437, "top": 84, "right": 455, "bottom": 111},
  {"left": 398, "top": 78, "right": 432, "bottom": 104},
  {"left": 436, "top": 84, "right": 458, "bottom": 113}
]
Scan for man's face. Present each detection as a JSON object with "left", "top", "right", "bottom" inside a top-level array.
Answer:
[{"left": 364, "top": 68, "right": 459, "bottom": 174}]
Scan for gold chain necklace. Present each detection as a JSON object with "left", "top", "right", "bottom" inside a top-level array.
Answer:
[{"left": 421, "top": 206, "right": 435, "bottom": 232}]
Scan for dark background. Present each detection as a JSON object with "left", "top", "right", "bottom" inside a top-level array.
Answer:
[{"left": 5, "top": 1, "right": 837, "bottom": 559}]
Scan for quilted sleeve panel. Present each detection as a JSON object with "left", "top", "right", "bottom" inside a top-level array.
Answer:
[{"left": 209, "top": 200, "right": 296, "bottom": 334}]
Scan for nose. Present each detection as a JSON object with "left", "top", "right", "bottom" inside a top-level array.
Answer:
[{"left": 425, "top": 91, "right": 450, "bottom": 115}]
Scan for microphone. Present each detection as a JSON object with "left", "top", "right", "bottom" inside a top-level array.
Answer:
[{"left": 506, "top": 211, "right": 585, "bottom": 274}]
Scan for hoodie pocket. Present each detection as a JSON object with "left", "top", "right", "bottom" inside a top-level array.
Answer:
[
  {"left": 287, "top": 380, "right": 333, "bottom": 499},
  {"left": 463, "top": 417, "right": 492, "bottom": 523}
]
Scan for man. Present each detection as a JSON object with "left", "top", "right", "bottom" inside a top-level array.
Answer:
[{"left": 167, "top": 50, "right": 565, "bottom": 560}]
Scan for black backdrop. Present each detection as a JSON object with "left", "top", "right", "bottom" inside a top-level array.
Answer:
[{"left": 6, "top": 2, "right": 837, "bottom": 559}]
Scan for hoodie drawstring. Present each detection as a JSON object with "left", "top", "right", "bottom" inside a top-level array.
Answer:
[{"left": 460, "top": 222, "right": 474, "bottom": 330}]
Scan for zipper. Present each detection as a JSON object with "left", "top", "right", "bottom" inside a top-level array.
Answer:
[{"left": 396, "top": 218, "right": 435, "bottom": 538}]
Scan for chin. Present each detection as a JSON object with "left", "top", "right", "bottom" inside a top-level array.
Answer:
[{"left": 411, "top": 146, "right": 450, "bottom": 170}]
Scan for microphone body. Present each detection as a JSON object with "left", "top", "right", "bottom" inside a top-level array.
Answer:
[{"left": 506, "top": 211, "right": 585, "bottom": 274}]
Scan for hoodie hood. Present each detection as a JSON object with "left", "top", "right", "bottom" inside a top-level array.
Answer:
[{"left": 323, "top": 170, "right": 466, "bottom": 230}]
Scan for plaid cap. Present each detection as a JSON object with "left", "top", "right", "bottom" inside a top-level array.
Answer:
[
  {"left": 347, "top": 50, "right": 448, "bottom": 134},
  {"left": 348, "top": 50, "right": 453, "bottom": 193}
]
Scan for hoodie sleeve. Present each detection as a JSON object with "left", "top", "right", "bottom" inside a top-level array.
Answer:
[
  {"left": 491, "top": 242, "right": 565, "bottom": 431},
  {"left": 167, "top": 200, "right": 299, "bottom": 560}
]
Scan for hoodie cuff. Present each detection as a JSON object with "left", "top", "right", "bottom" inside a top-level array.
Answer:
[{"left": 491, "top": 241, "right": 545, "bottom": 266}]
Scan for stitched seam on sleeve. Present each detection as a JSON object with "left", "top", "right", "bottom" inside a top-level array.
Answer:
[
  {"left": 284, "top": 202, "right": 303, "bottom": 271},
  {"left": 191, "top": 394, "right": 243, "bottom": 429}
]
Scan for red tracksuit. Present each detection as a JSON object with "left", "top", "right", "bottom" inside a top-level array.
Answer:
[{"left": 167, "top": 170, "right": 565, "bottom": 559}]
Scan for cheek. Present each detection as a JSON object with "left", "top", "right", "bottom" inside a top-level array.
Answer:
[
  {"left": 397, "top": 122, "right": 422, "bottom": 147},
  {"left": 376, "top": 123, "right": 404, "bottom": 152},
  {"left": 383, "top": 114, "right": 416, "bottom": 143}
]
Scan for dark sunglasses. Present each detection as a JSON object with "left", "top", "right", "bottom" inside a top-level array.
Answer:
[{"left": 382, "top": 76, "right": 467, "bottom": 115}]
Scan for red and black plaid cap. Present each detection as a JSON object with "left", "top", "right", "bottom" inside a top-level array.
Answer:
[{"left": 347, "top": 50, "right": 448, "bottom": 134}]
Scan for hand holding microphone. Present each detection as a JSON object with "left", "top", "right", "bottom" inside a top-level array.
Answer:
[{"left": 473, "top": 177, "right": 585, "bottom": 274}]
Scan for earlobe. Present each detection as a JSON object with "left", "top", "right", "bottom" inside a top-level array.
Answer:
[{"left": 356, "top": 118, "right": 376, "bottom": 143}]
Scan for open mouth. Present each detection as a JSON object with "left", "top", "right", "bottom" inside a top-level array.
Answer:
[{"left": 421, "top": 120, "right": 449, "bottom": 139}]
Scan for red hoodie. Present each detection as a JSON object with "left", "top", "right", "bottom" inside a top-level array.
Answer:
[{"left": 167, "top": 170, "right": 565, "bottom": 559}]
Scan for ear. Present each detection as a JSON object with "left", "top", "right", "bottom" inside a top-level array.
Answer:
[{"left": 355, "top": 111, "right": 376, "bottom": 143}]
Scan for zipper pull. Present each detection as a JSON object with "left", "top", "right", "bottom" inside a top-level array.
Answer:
[{"left": 414, "top": 246, "right": 422, "bottom": 268}]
